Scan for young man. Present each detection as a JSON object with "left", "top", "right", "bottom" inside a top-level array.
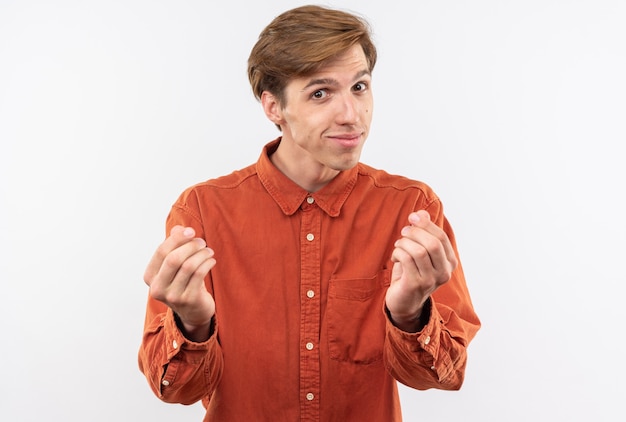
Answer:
[{"left": 139, "top": 5, "right": 480, "bottom": 421}]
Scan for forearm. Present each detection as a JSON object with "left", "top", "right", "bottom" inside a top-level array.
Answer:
[
  {"left": 138, "top": 304, "right": 223, "bottom": 404},
  {"left": 383, "top": 295, "right": 480, "bottom": 390}
]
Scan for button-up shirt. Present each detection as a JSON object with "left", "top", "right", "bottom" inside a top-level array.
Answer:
[{"left": 138, "top": 138, "right": 480, "bottom": 421}]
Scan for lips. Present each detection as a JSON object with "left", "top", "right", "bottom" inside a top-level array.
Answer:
[{"left": 328, "top": 132, "right": 363, "bottom": 148}]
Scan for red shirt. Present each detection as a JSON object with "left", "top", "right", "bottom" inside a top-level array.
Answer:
[{"left": 138, "top": 138, "right": 480, "bottom": 421}]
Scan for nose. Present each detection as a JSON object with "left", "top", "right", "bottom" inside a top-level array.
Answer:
[{"left": 336, "top": 93, "right": 359, "bottom": 125}]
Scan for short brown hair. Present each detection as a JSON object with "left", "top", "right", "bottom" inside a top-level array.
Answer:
[{"left": 247, "top": 5, "right": 377, "bottom": 104}]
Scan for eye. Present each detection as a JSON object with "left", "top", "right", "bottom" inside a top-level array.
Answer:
[
  {"left": 353, "top": 82, "right": 368, "bottom": 92},
  {"left": 312, "top": 89, "right": 328, "bottom": 99}
]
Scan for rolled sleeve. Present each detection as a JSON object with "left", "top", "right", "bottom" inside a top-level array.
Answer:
[
  {"left": 139, "top": 305, "right": 223, "bottom": 405},
  {"left": 383, "top": 296, "right": 474, "bottom": 390}
]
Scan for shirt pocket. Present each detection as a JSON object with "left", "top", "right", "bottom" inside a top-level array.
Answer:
[{"left": 327, "top": 268, "right": 391, "bottom": 365}]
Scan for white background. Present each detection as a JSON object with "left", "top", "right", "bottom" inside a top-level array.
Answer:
[{"left": 1, "top": 0, "right": 625, "bottom": 421}]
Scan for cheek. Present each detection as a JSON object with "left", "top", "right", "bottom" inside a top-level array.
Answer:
[
  {"left": 361, "top": 98, "right": 373, "bottom": 118},
  {"left": 362, "top": 107, "right": 372, "bottom": 123}
]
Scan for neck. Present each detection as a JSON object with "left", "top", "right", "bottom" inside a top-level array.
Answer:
[{"left": 269, "top": 141, "right": 339, "bottom": 193}]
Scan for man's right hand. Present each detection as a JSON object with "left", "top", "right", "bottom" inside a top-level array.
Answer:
[{"left": 144, "top": 225, "right": 216, "bottom": 342}]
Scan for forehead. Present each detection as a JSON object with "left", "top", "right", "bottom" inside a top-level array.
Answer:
[{"left": 292, "top": 45, "right": 370, "bottom": 87}]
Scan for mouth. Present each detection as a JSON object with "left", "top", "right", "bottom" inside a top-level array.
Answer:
[{"left": 328, "top": 132, "right": 363, "bottom": 148}]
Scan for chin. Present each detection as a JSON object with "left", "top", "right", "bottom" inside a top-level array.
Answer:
[{"left": 333, "top": 158, "right": 360, "bottom": 171}]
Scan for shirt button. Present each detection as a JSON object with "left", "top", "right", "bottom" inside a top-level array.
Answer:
[
  {"left": 172, "top": 340, "right": 178, "bottom": 349},
  {"left": 430, "top": 365, "right": 436, "bottom": 370},
  {"left": 306, "top": 233, "right": 314, "bottom": 241},
  {"left": 306, "top": 393, "right": 314, "bottom": 401},
  {"left": 161, "top": 380, "right": 170, "bottom": 386},
  {"left": 307, "top": 196, "right": 315, "bottom": 204},
  {"left": 306, "top": 290, "right": 315, "bottom": 298},
  {"left": 424, "top": 336, "right": 431, "bottom": 345},
  {"left": 305, "top": 342, "right": 314, "bottom": 350}
]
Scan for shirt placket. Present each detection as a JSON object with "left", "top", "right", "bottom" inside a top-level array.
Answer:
[{"left": 299, "top": 195, "right": 321, "bottom": 421}]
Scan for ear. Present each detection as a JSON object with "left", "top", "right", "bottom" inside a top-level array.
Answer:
[{"left": 261, "top": 91, "right": 285, "bottom": 127}]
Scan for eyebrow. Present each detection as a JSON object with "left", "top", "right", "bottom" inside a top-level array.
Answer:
[{"left": 301, "top": 69, "right": 371, "bottom": 91}]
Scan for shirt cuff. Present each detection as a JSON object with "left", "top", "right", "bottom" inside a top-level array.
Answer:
[
  {"left": 384, "top": 297, "right": 440, "bottom": 353},
  {"left": 163, "top": 308, "right": 216, "bottom": 360}
]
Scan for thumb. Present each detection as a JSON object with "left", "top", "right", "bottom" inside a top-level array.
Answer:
[
  {"left": 169, "top": 225, "right": 196, "bottom": 239},
  {"left": 391, "top": 261, "right": 403, "bottom": 283}
]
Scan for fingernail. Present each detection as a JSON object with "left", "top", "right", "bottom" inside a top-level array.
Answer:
[
  {"left": 183, "top": 227, "right": 194, "bottom": 237},
  {"left": 409, "top": 213, "right": 421, "bottom": 224}
]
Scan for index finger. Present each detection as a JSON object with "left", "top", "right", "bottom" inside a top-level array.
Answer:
[
  {"left": 407, "top": 211, "right": 458, "bottom": 268},
  {"left": 143, "top": 225, "right": 197, "bottom": 283}
]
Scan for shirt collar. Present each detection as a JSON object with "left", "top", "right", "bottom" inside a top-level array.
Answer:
[{"left": 256, "top": 138, "right": 358, "bottom": 217}]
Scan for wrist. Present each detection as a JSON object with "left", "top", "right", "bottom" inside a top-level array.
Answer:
[
  {"left": 387, "top": 298, "right": 431, "bottom": 333},
  {"left": 174, "top": 313, "right": 215, "bottom": 342},
  {"left": 389, "top": 310, "right": 423, "bottom": 333}
]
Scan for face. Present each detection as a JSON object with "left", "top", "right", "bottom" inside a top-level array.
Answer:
[{"left": 262, "top": 44, "right": 373, "bottom": 186}]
